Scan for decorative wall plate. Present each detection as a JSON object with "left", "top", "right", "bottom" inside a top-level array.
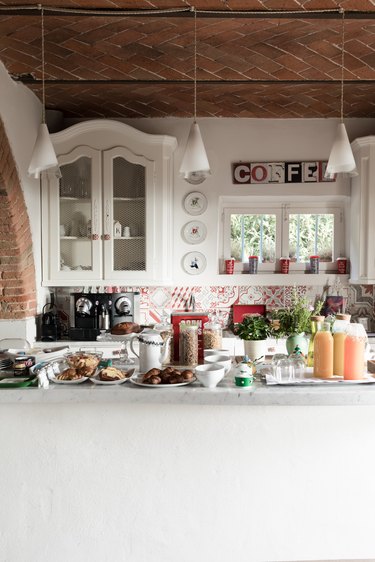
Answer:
[
  {"left": 183, "top": 192, "right": 207, "bottom": 216},
  {"left": 182, "top": 221, "right": 207, "bottom": 244},
  {"left": 182, "top": 252, "right": 207, "bottom": 275}
]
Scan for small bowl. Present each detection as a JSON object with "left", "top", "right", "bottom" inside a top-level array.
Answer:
[
  {"left": 204, "top": 354, "right": 232, "bottom": 374},
  {"left": 203, "top": 349, "right": 231, "bottom": 358},
  {"left": 195, "top": 364, "right": 225, "bottom": 388}
]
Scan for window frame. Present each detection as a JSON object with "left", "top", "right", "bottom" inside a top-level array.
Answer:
[{"left": 221, "top": 198, "right": 345, "bottom": 274}]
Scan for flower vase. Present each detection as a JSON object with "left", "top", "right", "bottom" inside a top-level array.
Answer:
[
  {"left": 243, "top": 339, "right": 268, "bottom": 362},
  {"left": 286, "top": 333, "right": 308, "bottom": 357}
]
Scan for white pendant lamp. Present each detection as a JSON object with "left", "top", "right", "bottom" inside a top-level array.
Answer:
[
  {"left": 325, "top": 9, "right": 357, "bottom": 179},
  {"left": 179, "top": 7, "right": 211, "bottom": 185},
  {"left": 28, "top": 5, "right": 59, "bottom": 179}
]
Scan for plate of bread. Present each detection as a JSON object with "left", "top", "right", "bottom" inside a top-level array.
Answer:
[{"left": 91, "top": 366, "right": 135, "bottom": 385}]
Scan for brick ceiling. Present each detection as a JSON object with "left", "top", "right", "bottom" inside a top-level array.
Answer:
[{"left": 0, "top": 0, "right": 374, "bottom": 118}]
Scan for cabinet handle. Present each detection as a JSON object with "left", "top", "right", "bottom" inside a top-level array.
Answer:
[
  {"left": 103, "top": 234, "right": 111, "bottom": 241},
  {"left": 92, "top": 234, "right": 99, "bottom": 241},
  {"left": 104, "top": 199, "right": 111, "bottom": 237}
]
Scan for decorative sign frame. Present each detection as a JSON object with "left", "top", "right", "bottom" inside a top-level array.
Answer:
[{"left": 232, "top": 161, "right": 335, "bottom": 185}]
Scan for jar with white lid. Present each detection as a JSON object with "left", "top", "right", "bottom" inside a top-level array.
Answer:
[{"left": 203, "top": 320, "right": 222, "bottom": 350}]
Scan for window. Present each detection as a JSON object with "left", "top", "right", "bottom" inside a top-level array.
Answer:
[{"left": 222, "top": 199, "right": 345, "bottom": 273}]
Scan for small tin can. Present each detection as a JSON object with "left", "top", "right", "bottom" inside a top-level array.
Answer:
[
  {"left": 310, "top": 255, "right": 320, "bottom": 274},
  {"left": 279, "top": 257, "right": 290, "bottom": 274},
  {"left": 13, "top": 356, "right": 35, "bottom": 377},
  {"left": 248, "top": 255, "right": 259, "bottom": 274}
]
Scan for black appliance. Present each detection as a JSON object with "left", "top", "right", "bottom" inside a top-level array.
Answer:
[
  {"left": 41, "top": 295, "right": 62, "bottom": 341},
  {"left": 69, "top": 291, "right": 140, "bottom": 341}
]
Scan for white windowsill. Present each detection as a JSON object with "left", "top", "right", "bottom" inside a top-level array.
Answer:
[{"left": 218, "top": 273, "right": 350, "bottom": 286}]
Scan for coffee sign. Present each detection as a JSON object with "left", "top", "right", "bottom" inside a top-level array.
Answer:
[{"left": 232, "top": 161, "right": 335, "bottom": 184}]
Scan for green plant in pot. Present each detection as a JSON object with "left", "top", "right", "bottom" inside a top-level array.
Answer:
[
  {"left": 270, "top": 289, "right": 323, "bottom": 356},
  {"left": 234, "top": 314, "right": 271, "bottom": 362}
]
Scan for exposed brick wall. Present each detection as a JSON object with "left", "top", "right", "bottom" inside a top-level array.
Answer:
[{"left": 0, "top": 117, "right": 36, "bottom": 319}]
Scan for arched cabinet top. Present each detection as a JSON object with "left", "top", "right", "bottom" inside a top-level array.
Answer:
[{"left": 51, "top": 119, "right": 178, "bottom": 158}]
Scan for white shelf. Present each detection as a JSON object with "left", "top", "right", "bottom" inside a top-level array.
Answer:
[
  {"left": 113, "top": 236, "right": 145, "bottom": 240},
  {"left": 60, "top": 236, "right": 90, "bottom": 240},
  {"left": 60, "top": 197, "right": 90, "bottom": 202},
  {"left": 113, "top": 197, "right": 145, "bottom": 202}
]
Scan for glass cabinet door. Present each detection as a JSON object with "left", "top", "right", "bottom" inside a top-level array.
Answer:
[
  {"left": 46, "top": 146, "right": 102, "bottom": 282},
  {"left": 103, "top": 147, "right": 155, "bottom": 280}
]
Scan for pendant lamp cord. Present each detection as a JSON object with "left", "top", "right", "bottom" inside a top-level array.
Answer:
[
  {"left": 340, "top": 7, "right": 345, "bottom": 123},
  {"left": 38, "top": 4, "right": 46, "bottom": 124},
  {"left": 193, "top": 6, "right": 197, "bottom": 123}
]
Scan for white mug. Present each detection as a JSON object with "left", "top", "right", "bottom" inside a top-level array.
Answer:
[
  {"left": 59, "top": 224, "right": 66, "bottom": 236},
  {"left": 123, "top": 226, "right": 130, "bottom": 238}
]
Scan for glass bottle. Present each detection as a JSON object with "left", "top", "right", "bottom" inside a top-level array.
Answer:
[
  {"left": 307, "top": 315, "right": 324, "bottom": 367},
  {"left": 179, "top": 323, "right": 198, "bottom": 367},
  {"left": 343, "top": 323, "right": 367, "bottom": 380},
  {"left": 203, "top": 319, "right": 222, "bottom": 350},
  {"left": 313, "top": 322, "right": 333, "bottom": 379},
  {"left": 332, "top": 313, "right": 351, "bottom": 377}
]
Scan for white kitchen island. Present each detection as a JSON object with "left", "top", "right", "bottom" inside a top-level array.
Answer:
[{"left": 1, "top": 379, "right": 375, "bottom": 562}]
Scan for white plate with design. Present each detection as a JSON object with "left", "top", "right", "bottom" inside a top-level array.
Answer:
[
  {"left": 182, "top": 252, "right": 207, "bottom": 275},
  {"left": 183, "top": 192, "right": 207, "bottom": 216},
  {"left": 182, "top": 221, "right": 207, "bottom": 244}
]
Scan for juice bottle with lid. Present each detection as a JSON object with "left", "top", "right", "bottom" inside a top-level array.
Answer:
[
  {"left": 307, "top": 315, "right": 325, "bottom": 367},
  {"left": 313, "top": 322, "right": 333, "bottom": 379},
  {"left": 343, "top": 323, "right": 367, "bottom": 380},
  {"left": 332, "top": 314, "right": 351, "bottom": 377}
]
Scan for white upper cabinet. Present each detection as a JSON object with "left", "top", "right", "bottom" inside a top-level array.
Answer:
[
  {"left": 350, "top": 136, "right": 375, "bottom": 284},
  {"left": 42, "top": 120, "right": 177, "bottom": 286}
]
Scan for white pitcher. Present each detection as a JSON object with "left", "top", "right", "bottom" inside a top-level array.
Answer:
[{"left": 130, "top": 329, "right": 171, "bottom": 373}]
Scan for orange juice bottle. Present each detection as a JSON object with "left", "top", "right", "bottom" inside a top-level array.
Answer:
[
  {"left": 343, "top": 323, "right": 367, "bottom": 380},
  {"left": 307, "top": 315, "right": 324, "bottom": 367},
  {"left": 332, "top": 314, "right": 351, "bottom": 377},
  {"left": 313, "top": 322, "right": 333, "bottom": 379}
]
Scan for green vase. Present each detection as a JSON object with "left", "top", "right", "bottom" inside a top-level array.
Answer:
[{"left": 286, "top": 333, "right": 308, "bottom": 357}]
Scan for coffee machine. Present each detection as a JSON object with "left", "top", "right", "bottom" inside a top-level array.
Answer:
[{"left": 69, "top": 291, "right": 140, "bottom": 341}]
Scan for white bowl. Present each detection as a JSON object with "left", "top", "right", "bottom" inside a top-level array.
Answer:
[
  {"left": 203, "top": 349, "right": 231, "bottom": 358},
  {"left": 195, "top": 364, "right": 225, "bottom": 388},
  {"left": 204, "top": 354, "right": 232, "bottom": 374}
]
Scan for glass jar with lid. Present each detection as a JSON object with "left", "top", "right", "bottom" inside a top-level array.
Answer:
[
  {"left": 179, "top": 323, "right": 199, "bottom": 366},
  {"left": 203, "top": 318, "right": 222, "bottom": 350}
]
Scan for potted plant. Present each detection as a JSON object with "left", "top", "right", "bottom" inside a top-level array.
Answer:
[
  {"left": 270, "top": 289, "right": 323, "bottom": 356},
  {"left": 234, "top": 314, "right": 271, "bottom": 361}
]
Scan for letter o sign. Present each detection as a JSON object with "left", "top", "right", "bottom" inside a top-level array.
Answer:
[{"left": 251, "top": 164, "right": 268, "bottom": 183}]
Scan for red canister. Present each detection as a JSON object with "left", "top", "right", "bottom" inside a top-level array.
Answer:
[
  {"left": 310, "top": 255, "right": 320, "bottom": 274},
  {"left": 225, "top": 258, "right": 235, "bottom": 274},
  {"left": 279, "top": 257, "right": 290, "bottom": 274},
  {"left": 337, "top": 257, "right": 348, "bottom": 274}
]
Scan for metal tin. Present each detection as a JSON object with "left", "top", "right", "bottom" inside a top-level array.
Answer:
[{"left": 13, "top": 355, "right": 35, "bottom": 376}]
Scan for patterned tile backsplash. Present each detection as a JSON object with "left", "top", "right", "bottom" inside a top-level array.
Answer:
[{"left": 54, "top": 283, "right": 375, "bottom": 332}]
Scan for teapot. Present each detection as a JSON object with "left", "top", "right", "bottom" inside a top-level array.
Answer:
[{"left": 130, "top": 329, "right": 171, "bottom": 373}]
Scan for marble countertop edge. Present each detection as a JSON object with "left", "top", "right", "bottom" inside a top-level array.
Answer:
[{"left": 1, "top": 380, "right": 375, "bottom": 406}]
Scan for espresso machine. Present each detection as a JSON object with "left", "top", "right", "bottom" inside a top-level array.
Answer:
[{"left": 69, "top": 291, "right": 140, "bottom": 340}]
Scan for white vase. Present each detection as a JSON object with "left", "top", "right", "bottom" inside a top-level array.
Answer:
[{"left": 243, "top": 339, "right": 268, "bottom": 362}]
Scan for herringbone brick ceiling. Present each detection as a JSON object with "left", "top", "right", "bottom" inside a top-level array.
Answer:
[{"left": 0, "top": 0, "right": 374, "bottom": 118}]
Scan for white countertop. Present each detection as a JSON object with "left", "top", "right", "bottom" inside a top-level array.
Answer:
[{"left": 3, "top": 376, "right": 375, "bottom": 406}]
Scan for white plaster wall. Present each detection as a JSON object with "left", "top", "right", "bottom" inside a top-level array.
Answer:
[
  {"left": 66, "top": 116, "right": 374, "bottom": 286},
  {"left": 1, "top": 403, "right": 375, "bottom": 562}
]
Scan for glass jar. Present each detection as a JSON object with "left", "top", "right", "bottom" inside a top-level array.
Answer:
[
  {"left": 313, "top": 322, "right": 333, "bottom": 379},
  {"left": 343, "top": 323, "right": 367, "bottom": 380},
  {"left": 332, "top": 314, "right": 351, "bottom": 377},
  {"left": 203, "top": 320, "right": 222, "bottom": 350},
  {"left": 179, "top": 323, "right": 198, "bottom": 367}
]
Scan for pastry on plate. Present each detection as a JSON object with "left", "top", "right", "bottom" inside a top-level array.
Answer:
[
  {"left": 111, "top": 322, "right": 141, "bottom": 335},
  {"left": 99, "top": 366, "right": 127, "bottom": 381}
]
